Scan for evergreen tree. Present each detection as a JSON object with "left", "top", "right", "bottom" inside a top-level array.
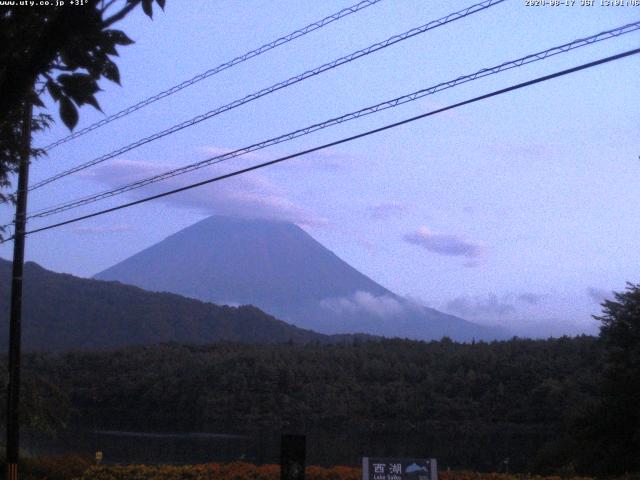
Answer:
[
  {"left": 591, "top": 283, "right": 640, "bottom": 473},
  {"left": 573, "top": 283, "right": 640, "bottom": 475}
]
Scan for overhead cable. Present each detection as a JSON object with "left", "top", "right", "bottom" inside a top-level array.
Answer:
[
  {"left": 7, "top": 46, "right": 637, "bottom": 242},
  {"left": 29, "top": 0, "right": 505, "bottom": 191},
  {"left": 26, "top": 21, "right": 640, "bottom": 220},
  {"left": 42, "top": 0, "right": 387, "bottom": 151}
]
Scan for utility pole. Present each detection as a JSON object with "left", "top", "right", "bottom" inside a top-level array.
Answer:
[{"left": 5, "top": 98, "right": 33, "bottom": 480}]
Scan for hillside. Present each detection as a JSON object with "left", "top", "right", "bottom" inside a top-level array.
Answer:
[
  {"left": 0, "top": 258, "right": 346, "bottom": 351},
  {"left": 96, "top": 216, "right": 506, "bottom": 341},
  {"left": 15, "top": 336, "right": 602, "bottom": 472}
]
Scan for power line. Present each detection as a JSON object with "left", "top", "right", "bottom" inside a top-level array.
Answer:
[
  {"left": 41, "top": 0, "right": 387, "bottom": 152},
  {"left": 25, "top": 21, "right": 640, "bottom": 221},
  {"left": 7, "top": 46, "right": 637, "bottom": 242},
  {"left": 28, "top": 0, "right": 505, "bottom": 191}
]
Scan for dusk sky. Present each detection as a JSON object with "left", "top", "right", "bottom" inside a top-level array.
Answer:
[{"left": 1, "top": 0, "right": 638, "bottom": 336}]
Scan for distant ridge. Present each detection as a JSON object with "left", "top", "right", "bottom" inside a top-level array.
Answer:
[
  {"left": 0, "top": 258, "right": 365, "bottom": 352},
  {"left": 96, "top": 216, "right": 507, "bottom": 341}
]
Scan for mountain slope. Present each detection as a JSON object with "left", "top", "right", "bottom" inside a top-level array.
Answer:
[
  {"left": 0, "top": 258, "right": 343, "bottom": 351},
  {"left": 96, "top": 216, "right": 506, "bottom": 341},
  {"left": 100, "top": 216, "right": 390, "bottom": 309}
]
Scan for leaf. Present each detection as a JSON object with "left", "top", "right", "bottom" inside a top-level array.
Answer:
[
  {"left": 84, "top": 51, "right": 110, "bottom": 77},
  {"left": 59, "top": 45, "right": 92, "bottom": 69},
  {"left": 156, "top": 0, "right": 165, "bottom": 9},
  {"left": 59, "top": 50, "right": 78, "bottom": 70},
  {"left": 105, "top": 29, "right": 134, "bottom": 46},
  {"left": 32, "top": 96, "right": 45, "bottom": 108},
  {"left": 46, "top": 81, "right": 62, "bottom": 101},
  {"left": 84, "top": 94, "right": 102, "bottom": 112},
  {"left": 142, "top": 0, "right": 153, "bottom": 18},
  {"left": 102, "top": 60, "right": 121, "bottom": 85},
  {"left": 59, "top": 96, "right": 78, "bottom": 130},
  {"left": 58, "top": 73, "right": 101, "bottom": 105},
  {"left": 100, "top": 37, "right": 118, "bottom": 56}
]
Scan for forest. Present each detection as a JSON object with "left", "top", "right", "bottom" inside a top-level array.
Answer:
[
  {"left": 0, "top": 336, "right": 608, "bottom": 474},
  {"left": 2, "top": 283, "right": 639, "bottom": 476}
]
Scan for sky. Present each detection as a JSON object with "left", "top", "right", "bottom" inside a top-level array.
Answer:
[{"left": 2, "top": 0, "right": 639, "bottom": 337}]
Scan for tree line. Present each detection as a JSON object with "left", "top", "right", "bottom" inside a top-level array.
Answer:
[
  {"left": 3, "top": 283, "right": 639, "bottom": 475},
  {"left": 0, "top": 336, "right": 602, "bottom": 473}
]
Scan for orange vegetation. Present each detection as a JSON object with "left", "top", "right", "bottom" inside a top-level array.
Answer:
[{"left": 72, "top": 462, "right": 598, "bottom": 480}]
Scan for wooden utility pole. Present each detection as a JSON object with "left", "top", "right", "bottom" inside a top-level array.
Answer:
[
  {"left": 281, "top": 434, "right": 306, "bottom": 480},
  {"left": 5, "top": 99, "right": 33, "bottom": 480}
]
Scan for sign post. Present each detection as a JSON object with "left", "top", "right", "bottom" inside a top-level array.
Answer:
[
  {"left": 363, "top": 458, "right": 437, "bottom": 480},
  {"left": 281, "top": 434, "right": 306, "bottom": 480}
]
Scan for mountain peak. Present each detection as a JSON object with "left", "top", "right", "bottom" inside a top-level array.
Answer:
[
  {"left": 96, "top": 215, "right": 505, "bottom": 341},
  {"left": 97, "top": 215, "right": 391, "bottom": 308}
]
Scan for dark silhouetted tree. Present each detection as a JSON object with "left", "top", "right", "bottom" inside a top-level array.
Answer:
[
  {"left": 0, "top": 0, "right": 166, "bottom": 207},
  {"left": 592, "top": 283, "right": 640, "bottom": 473},
  {"left": 572, "top": 283, "right": 640, "bottom": 475}
]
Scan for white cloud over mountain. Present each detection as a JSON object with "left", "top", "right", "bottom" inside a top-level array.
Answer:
[{"left": 85, "top": 159, "right": 325, "bottom": 227}]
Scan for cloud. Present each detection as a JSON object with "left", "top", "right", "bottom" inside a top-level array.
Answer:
[
  {"left": 517, "top": 293, "right": 546, "bottom": 305},
  {"left": 85, "top": 159, "right": 326, "bottom": 227},
  {"left": 445, "top": 294, "right": 516, "bottom": 319},
  {"left": 587, "top": 287, "right": 612, "bottom": 305},
  {"left": 320, "top": 291, "right": 418, "bottom": 318},
  {"left": 73, "top": 224, "right": 133, "bottom": 235},
  {"left": 444, "top": 291, "right": 548, "bottom": 319},
  {"left": 368, "top": 202, "right": 407, "bottom": 220},
  {"left": 212, "top": 300, "right": 242, "bottom": 308},
  {"left": 403, "top": 226, "right": 485, "bottom": 261}
]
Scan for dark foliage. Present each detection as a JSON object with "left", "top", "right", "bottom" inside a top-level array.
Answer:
[
  {"left": 0, "top": 0, "right": 165, "bottom": 218},
  {"left": 0, "top": 369, "right": 73, "bottom": 436},
  {"left": 572, "top": 283, "right": 640, "bottom": 475},
  {"left": 3, "top": 336, "right": 602, "bottom": 473},
  {"left": 0, "top": 0, "right": 165, "bottom": 129},
  {"left": 0, "top": 259, "right": 351, "bottom": 351},
  {"left": 0, "top": 271, "right": 635, "bottom": 475},
  {"left": 0, "top": 453, "right": 93, "bottom": 480}
]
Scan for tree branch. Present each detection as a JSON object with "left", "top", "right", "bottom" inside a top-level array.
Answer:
[
  {"left": 103, "top": 0, "right": 140, "bottom": 27},
  {"left": 100, "top": 0, "right": 119, "bottom": 14}
]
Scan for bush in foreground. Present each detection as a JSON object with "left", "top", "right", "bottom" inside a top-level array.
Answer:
[
  {"left": 0, "top": 453, "right": 93, "bottom": 480},
  {"left": 6, "top": 458, "right": 639, "bottom": 480},
  {"left": 73, "top": 463, "right": 600, "bottom": 480}
]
